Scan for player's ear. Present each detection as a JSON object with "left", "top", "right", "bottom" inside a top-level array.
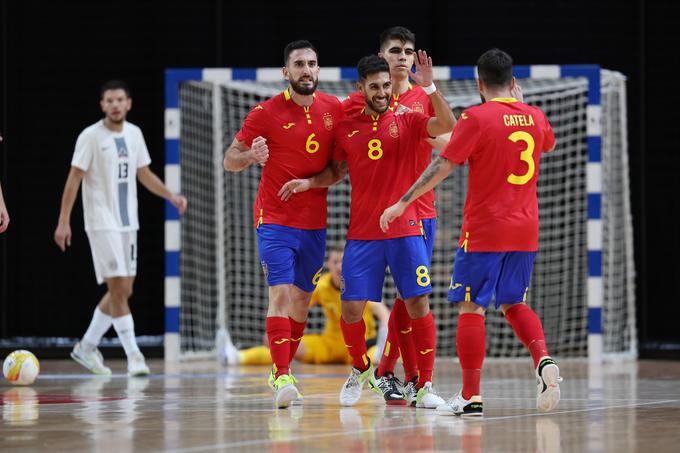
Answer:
[
  {"left": 282, "top": 66, "right": 289, "bottom": 81},
  {"left": 377, "top": 51, "right": 384, "bottom": 59},
  {"left": 476, "top": 78, "right": 484, "bottom": 92},
  {"left": 356, "top": 81, "right": 364, "bottom": 93},
  {"left": 510, "top": 77, "right": 516, "bottom": 91}
]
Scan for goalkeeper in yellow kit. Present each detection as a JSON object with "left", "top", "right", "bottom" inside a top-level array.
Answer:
[{"left": 222, "top": 246, "right": 390, "bottom": 365}]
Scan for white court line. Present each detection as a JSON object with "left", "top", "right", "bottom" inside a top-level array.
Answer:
[{"left": 155, "top": 398, "right": 680, "bottom": 453}]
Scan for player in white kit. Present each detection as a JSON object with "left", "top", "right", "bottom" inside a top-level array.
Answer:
[{"left": 54, "top": 80, "right": 187, "bottom": 376}]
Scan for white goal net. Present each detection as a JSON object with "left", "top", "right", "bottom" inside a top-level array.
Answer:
[{"left": 174, "top": 69, "right": 635, "bottom": 361}]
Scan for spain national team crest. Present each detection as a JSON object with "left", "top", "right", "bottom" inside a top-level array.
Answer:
[
  {"left": 389, "top": 121, "right": 399, "bottom": 138},
  {"left": 411, "top": 101, "right": 425, "bottom": 113},
  {"left": 323, "top": 112, "right": 333, "bottom": 131}
]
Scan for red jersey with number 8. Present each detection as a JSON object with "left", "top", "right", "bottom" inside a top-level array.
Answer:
[
  {"left": 440, "top": 98, "right": 555, "bottom": 252},
  {"left": 333, "top": 109, "right": 429, "bottom": 240},
  {"left": 236, "top": 88, "right": 343, "bottom": 229}
]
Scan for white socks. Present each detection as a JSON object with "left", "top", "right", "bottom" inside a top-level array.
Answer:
[
  {"left": 82, "top": 307, "right": 113, "bottom": 352},
  {"left": 112, "top": 314, "right": 141, "bottom": 358}
]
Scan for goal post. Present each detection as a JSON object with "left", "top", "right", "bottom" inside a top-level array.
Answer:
[{"left": 164, "top": 65, "right": 635, "bottom": 363}]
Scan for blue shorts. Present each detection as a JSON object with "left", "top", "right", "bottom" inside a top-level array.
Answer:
[
  {"left": 448, "top": 248, "right": 536, "bottom": 309},
  {"left": 256, "top": 224, "right": 326, "bottom": 293},
  {"left": 342, "top": 237, "right": 432, "bottom": 302},
  {"left": 421, "top": 218, "right": 437, "bottom": 263}
]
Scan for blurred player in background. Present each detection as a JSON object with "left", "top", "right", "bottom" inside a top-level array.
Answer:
[
  {"left": 0, "top": 134, "right": 8, "bottom": 233},
  {"left": 223, "top": 246, "right": 390, "bottom": 366},
  {"left": 380, "top": 48, "right": 562, "bottom": 417},
  {"left": 279, "top": 53, "right": 454, "bottom": 408},
  {"left": 224, "top": 40, "right": 344, "bottom": 408},
  {"left": 54, "top": 80, "right": 187, "bottom": 377},
  {"left": 343, "top": 25, "right": 454, "bottom": 406}
]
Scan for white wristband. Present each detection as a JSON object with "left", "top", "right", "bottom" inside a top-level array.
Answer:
[{"left": 422, "top": 83, "right": 437, "bottom": 95}]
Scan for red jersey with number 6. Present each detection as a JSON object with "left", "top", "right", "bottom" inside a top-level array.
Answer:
[
  {"left": 333, "top": 109, "right": 429, "bottom": 240},
  {"left": 343, "top": 84, "right": 438, "bottom": 220},
  {"left": 440, "top": 98, "right": 555, "bottom": 252},
  {"left": 236, "top": 88, "right": 343, "bottom": 229}
]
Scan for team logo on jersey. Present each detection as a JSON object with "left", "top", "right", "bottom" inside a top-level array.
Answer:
[
  {"left": 409, "top": 219, "right": 416, "bottom": 226},
  {"left": 254, "top": 105, "right": 264, "bottom": 110},
  {"left": 461, "top": 112, "right": 469, "bottom": 120},
  {"left": 389, "top": 121, "right": 399, "bottom": 138},
  {"left": 323, "top": 112, "right": 334, "bottom": 130},
  {"left": 261, "top": 260, "right": 269, "bottom": 278},
  {"left": 282, "top": 122, "right": 295, "bottom": 129},
  {"left": 411, "top": 101, "right": 425, "bottom": 113},
  {"left": 347, "top": 130, "right": 359, "bottom": 138}
]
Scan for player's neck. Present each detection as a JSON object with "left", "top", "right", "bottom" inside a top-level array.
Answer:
[
  {"left": 363, "top": 105, "right": 383, "bottom": 117},
  {"left": 287, "top": 86, "right": 314, "bottom": 107},
  {"left": 103, "top": 118, "right": 124, "bottom": 132},
  {"left": 483, "top": 89, "right": 514, "bottom": 101},
  {"left": 391, "top": 76, "right": 410, "bottom": 96}
]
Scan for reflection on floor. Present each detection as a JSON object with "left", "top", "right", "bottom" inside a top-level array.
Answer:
[{"left": 1, "top": 359, "right": 679, "bottom": 452}]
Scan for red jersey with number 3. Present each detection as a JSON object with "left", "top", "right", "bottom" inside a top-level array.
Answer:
[
  {"left": 342, "top": 85, "right": 438, "bottom": 220},
  {"left": 333, "top": 109, "right": 429, "bottom": 240},
  {"left": 236, "top": 88, "right": 343, "bottom": 229},
  {"left": 440, "top": 98, "right": 555, "bottom": 252}
]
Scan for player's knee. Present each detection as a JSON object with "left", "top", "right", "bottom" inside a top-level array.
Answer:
[
  {"left": 341, "top": 303, "right": 364, "bottom": 323},
  {"left": 404, "top": 295, "right": 430, "bottom": 318},
  {"left": 459, "top": 300, "right": 485, "bottom": 315}
]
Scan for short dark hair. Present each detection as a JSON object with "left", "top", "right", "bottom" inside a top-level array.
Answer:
[
  {"left": 327, "top": 245, "right": 344, "bottom": 255},
  {"left": 100, "top": 80, "right": 130, "bottom": 98},
  {"left": 283, "top": 40, "right": 318, "bottom": 65},
  {"left": 379, "top": 26, "right": 416, "bottom": 50},
  {"left": 477, "top": 48, "right": 513, "bottom": 89},
  {"left": 357, "top": 55, "right": 390, "bottom": 81}
]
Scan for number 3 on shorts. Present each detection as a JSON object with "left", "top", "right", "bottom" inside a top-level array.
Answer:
[{"left": 416, "top": 265, "right": 431, "bottom": 287}]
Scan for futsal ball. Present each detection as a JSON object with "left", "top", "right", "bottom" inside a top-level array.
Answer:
[{"left": 3, "top": 350, "right": 40, "bottom": 386}]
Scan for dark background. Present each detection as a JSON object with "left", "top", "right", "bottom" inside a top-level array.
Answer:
[{"left": 0, "top": 0, "right": 676, "bottom": 356}]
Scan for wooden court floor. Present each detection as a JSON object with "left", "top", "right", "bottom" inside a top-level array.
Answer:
[{"left": 1, "top": 358, "right": 679, "bottom": 452}]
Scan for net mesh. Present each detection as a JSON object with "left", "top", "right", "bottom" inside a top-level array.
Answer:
[{"left": 177, "top": 71, "right": 634, "bottom": 359}]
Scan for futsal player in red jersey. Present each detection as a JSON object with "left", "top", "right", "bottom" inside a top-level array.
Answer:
[
  {"left": 224, "top": 40, "right": 344, "bottom": 409},
  {"left": 279, "top": 53, "right": 454, "bottom": 408},
  {"left": 381, "top": 48, "right": 562, "bottom": 416},
  {"left": 343, "top": 26, "right": 453, "bottom": 407}
]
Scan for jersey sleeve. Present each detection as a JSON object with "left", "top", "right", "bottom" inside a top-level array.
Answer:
[
  {"left": 136, "top": 129, "right": 152, "bottom": 168},
  {"left": 440, "top": 110, "right": 482, "bottom": 164},
  {"left": 341, "top": 92, "right": 364, "bottom": 117},
  {"left": 332, "top": 129, "right": 347, "bottom": 161},
  {"left": 403, "top": 112, "right": 430, "bottom": 141},
  {"left": 541, "top": 111, "right": 556, "bottom": 152},
  {"left": 235, "top": 104, "right": 268, "bottom": 147},
  {"left": 71, "top": 130, "right": 95, "bottom": 171}
]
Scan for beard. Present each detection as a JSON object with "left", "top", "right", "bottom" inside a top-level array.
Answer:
[
  {"left": 365, "top": 95, "right": 389, "bottom": 114},
  {"left": 106, "top": 113, "right": 125, "bottom": 124},
  {"left": 290, "top": 76, "right": 318, "bottom": 95}
]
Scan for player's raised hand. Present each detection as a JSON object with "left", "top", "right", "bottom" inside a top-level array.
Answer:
[
  {"left": 251, "top": 136, "right": 269, "bottom": 166},
  {"left": 511, "top": 81, "right": 524, "bottom": 103},
  {"left": 54, "top": 223, "right": 72, "bottom": 252},
  {"left": 278, "top": 178, "right": 311, "bottom": 201},
  {"left": 170, "top": 194, "right": 188, "bottom": 215},
  {"left": 0, "top": 206, "right": 9, "bottom": 233},
  {"left": 411, "top": 50, "right": 434, "bottom": 88},
  {"left": 379, "top": 201, "right": 407, "bottom": 232}
]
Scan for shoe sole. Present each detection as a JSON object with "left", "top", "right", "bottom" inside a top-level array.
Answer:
[
  {"left": 275, "top": 385, "right": 299, "bottom": 409},
  {"left": 129, "top": 370, "right": 150, "bottom": 377},
  {"left": 537, "top": 364, "right": 561, "bottom": 412},
  {"left": 435, "top": 408, "right": 483, "bottom": 417},
  {"left": 70, "top": 351, "right": 111, "bottom": 376}
]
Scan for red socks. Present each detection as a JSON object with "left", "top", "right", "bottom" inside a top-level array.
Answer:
[
  {"left": 457, "top": 313, "right": 485, "bottom": 400},
  {"left": 340, "top": 317, "right": 369, "bottom": 371},
  {"left": 377, "top": 298, "right": 418, "bottom": 382},
  {"left": 288, "top": 317, "right": 307, "bottom": 362},
  {"left": 410, "top": 311, "right": 436, "bottom": 387},
  {"left": 504, "top": 304, "right": 549, "bottom": 367},
  {"left": 266, "top": 316, "right": 291, "bottom": 378},
  {"left": 377, "top": 309, "right": 400, "bottom": 376}
]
